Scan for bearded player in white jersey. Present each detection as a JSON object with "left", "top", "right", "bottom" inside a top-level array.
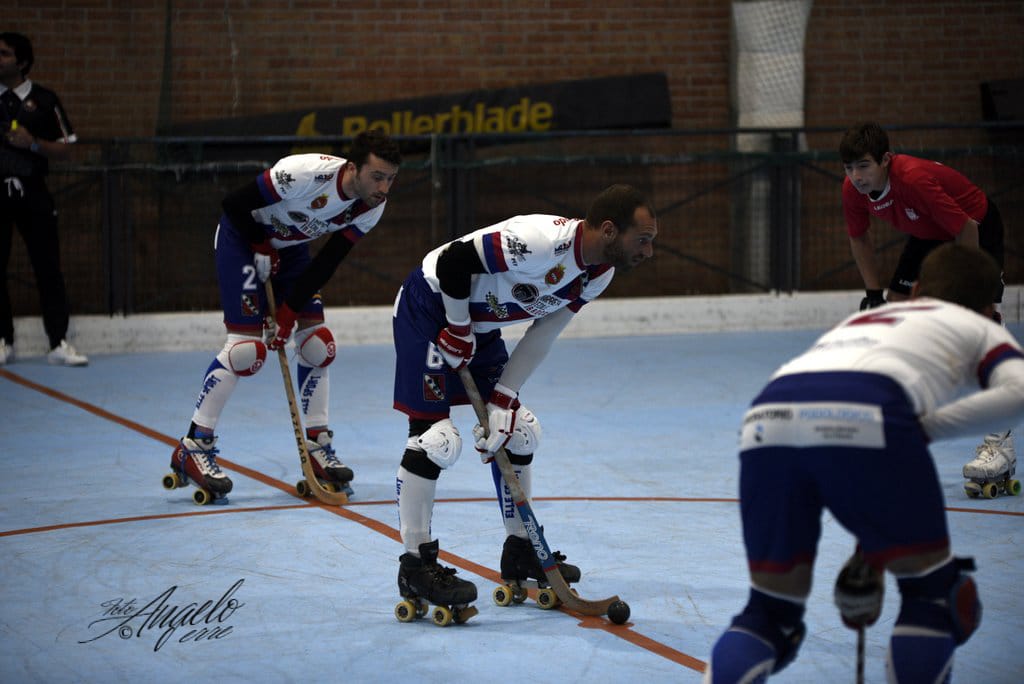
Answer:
[
  {"left": 704, "top": 244, "right": 1024, "bottom": 684},
  {"left": 390, "top": 184, "right": 657, "bottom": 614},
  {"left": 166, "top": 130, "right": 401, "bottom": 504}
]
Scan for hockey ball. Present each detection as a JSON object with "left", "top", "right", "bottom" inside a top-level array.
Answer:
[{"left": 607, "top": 600, "right": 630, "bottom": 625}]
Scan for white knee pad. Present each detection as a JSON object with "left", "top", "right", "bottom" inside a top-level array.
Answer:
[
  {"left": 410, "top": 418, "right": 463, "bottom": 469},
  {"left": 221, "top": 334, "right": 267, "bottom": 377},
  {"left": 507, "top": 405, "right": 542, "bottom": 455},
  {"left": 295, "top": 324, "right": 336, "bottom": 368}
]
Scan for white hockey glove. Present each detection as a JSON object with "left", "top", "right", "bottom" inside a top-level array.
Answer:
[
  {"left": 474, "top": 383, "right": 519, "bottom": 460},
  {"left": 833, "top": 548, "right": 884, "bottom": 629}
]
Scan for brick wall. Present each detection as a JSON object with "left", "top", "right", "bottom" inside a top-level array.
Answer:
[{"left": 13, "top": 1, "right": 1021, "bottom": 139}]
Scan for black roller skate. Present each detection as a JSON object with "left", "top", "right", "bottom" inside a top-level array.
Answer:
[
  {"left": 493, "top": 533, "right": 581, "bottom": 609},
  {"left": 395, "top": 540, "right": 478, "bottom": 626},
  {"left": 162, "top": 436, "right": 232, "bottom": 505},
  {"left": 297, "top": 430, "right": 354, "bottom": 498}
]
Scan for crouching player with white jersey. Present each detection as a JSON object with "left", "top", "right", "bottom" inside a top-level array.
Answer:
[
  {"left": 166, "top": 131, "right": 401, "bottom": 504},
  {"left": 703, "top": 244, "right": 1024, "bottom": 683},
  {"left": 390, "top": 184, "right": 657, "bottom": 616}
]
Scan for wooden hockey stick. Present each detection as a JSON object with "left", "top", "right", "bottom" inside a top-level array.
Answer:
[
  {"left": 856, "top": 625, "right": 865, "bottom": 684},
  {"left": 458, "top": 367, "right": 621, "bottom": 617},
  {"left": 265, "top": 280, "right": 348, "bottom": 505}
]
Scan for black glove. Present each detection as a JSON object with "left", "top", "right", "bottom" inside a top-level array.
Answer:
[
  {"left": 834, "top": 549, "right": 884, "bottom": 629},
  {"left": 859, "top": 289, "right": 886, "bottom": 311}
]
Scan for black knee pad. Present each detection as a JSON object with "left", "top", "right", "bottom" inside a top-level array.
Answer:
[
  {"left": 507, "top": 452, "right": 533, "bottom": 466},
  {"left": 897, "top": 557, "right": 982, "bottom": 645},
  {"left": 730, "top": 589, "right": 807, "bottom": 673},
  {"left": 402, "top": 419, "right": 442, "bottom": 480}
]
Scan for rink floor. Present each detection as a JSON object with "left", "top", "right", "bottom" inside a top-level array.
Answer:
[{"left": 1, "top": 327, "right": 1022, "bottom": 683}]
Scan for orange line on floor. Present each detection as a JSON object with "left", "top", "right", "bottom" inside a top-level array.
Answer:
[{"left": 8, "top": 366, "right": 1022, "bottom": 672}]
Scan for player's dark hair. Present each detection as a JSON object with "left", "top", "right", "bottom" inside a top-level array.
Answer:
[
  {"left": 348, "top": 129, "right": 402, "bottom": 169},
  {"left": 0, "top": 32, "right": 34, "bottom": 77},
  {"left": 839, "top": 122, "right": 891, "bottom": 165},
  {"left": 586, "top": 184, "right": 654, "bottom": 232},
  {"left": 916, "top": 243, "right": 1001, "bottom": 313}
]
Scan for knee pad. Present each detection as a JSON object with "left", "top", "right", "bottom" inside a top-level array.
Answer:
[
  {"left": 506, "top": 404, "right": 542, "bottom": 455},
  {"left": 410, "top": 418, "right": 462, "bottom": 470},
  {"left": 727, "top": 589, "right": 807, "bottom": 675},
  {"left": 221, "top": 335, "right": 267, "bottom": 376},
  {"left": 896, "top": 557, "right": 981, "bottom": 645},
  {"left": 295, "top": 324, "right": 336, "bottom": 368}
]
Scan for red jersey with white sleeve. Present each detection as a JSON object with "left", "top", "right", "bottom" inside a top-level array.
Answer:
[
  {"left": 842, "top": 154, "right": 988, "bottom": 240},
  {"left": 772, "top": 298, "right": 1024, "bottom": 441},
  {"left": 421, "top": 215, "right": 614, "bottom": 333},
  {"left": 253, "top": 153, "right": 385, "bottom": 248}
]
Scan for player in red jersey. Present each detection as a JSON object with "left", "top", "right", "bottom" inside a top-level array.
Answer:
[{"left": 839, "top": 121, "right": 1013, "bottom": 496}]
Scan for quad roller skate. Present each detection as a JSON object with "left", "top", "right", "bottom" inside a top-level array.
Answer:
[
  {"left": 296, "top": 430, "right": 354, "bottom": 498},
  {"left": 963, "top": 431, "right": 1021, "bottom": 499},
  {"left": 162, "top": 436, "right": 232, "bottom": 505},
  {"left": 492, "top": 534, "right": 581, "bottom": 610},
  {"left": 395, "top": 540, "right": 478, "bottom": 626}
]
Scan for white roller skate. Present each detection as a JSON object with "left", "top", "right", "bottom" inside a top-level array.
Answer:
[
  {"left": 163, "top": 436, "right": 232, "bottom": 505},
  {"left": 296, "top": 430, "right": 354, "bottom": 498},
  {"left": 963, "top": 431, "right": 1020, "bottom": 499}
]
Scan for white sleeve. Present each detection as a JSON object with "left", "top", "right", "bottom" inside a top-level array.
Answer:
[
  {"left": 921, "top": 358, "right": 1024, "bottom": 441},
  {"left": 498, "top": 307, "right": 575, "bottom": 392}
]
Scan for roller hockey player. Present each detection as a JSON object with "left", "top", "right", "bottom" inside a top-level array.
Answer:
[
  {"left": 704, "top": 245, "right": 1024, "bottom": 683},
  {"left": 390, "top": 184, "right": 656, "bottom": 620},
  {"left": 165, "top": 130, "right": 400, "bottom": 504}
]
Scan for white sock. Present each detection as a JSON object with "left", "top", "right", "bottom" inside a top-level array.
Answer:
[{"left": 397, "top": 465, "right": 436, "bottom": 555}]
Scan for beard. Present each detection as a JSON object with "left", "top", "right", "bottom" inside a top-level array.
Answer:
[{"left": 603, "top": 239, "right": 636, "bottom": 272}]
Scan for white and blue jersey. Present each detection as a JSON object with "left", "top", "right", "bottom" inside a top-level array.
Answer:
[{"left": 739, "top": 299, "right": 1024, "bottom": 571}]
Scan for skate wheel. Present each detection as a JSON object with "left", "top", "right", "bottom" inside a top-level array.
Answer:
[
  {"left": 965, "top": 483, "right": 980, "bottom": 498},
  {"left": 982, "top": 482, "right": 999, "bottom": 499},
  {"left": 395, "top": 599, "right": 418, "bottom": 623},
  {"left": 1007, "top": 479, "right": 1022, "bottom": 496},
  {"left": 193, "top": 488, "right": 212, "bottom": 505},
  {"left": 536, "top": 588, "right": 558, "bottom": 610},
  {"left": 296, "top": 480, "right": 311, "bottom": 498},
  {"left": 432, "top": 605, "right": 454, "bottom": 627},
  {"left": 493, "top": 585, "right": 513, "bottom": 607},
  {"left": 162, "top": 473, "right": 181, "bottom": 490}
]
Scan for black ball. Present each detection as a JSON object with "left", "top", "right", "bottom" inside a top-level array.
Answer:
[{"left": 607, "top": 600, "right": 630, "bottom": 625}]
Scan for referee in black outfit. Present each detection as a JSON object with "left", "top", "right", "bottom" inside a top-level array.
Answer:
[{"left": 0, "top": 31, "right": 86, "bottom": 366}]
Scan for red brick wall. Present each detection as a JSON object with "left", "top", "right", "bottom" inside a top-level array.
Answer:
[{"left": 13, "top": 1, "right": 1021, "bottom": 140}]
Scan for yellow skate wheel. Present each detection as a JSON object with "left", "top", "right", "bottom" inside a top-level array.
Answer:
[
  {"left": 536, "top": 588, "right": 558, "bottom": 609},
  {"left": 432, "top": 605, "right": 454, "bottom": 627},
  {"left": 395, "top": 599, "right": 418, "bottom": 623},
  {"left": 296, "top": 480, "right": 311, "bottom": 497},
  {"left": 193, "top": 489, "right": 212, "bottom": 505},
  {"left": 161, "top": 473, "right": 181, "bottom": 490},
  {"left": 982, "top": 483, "right": 999, "bottom": 499},
  {"left": 1007, "top": 479, "right": 1022, "bottom": 496},
  {"left": 964, "top": 483, "right": 980, "bottom": 498},
  {"left": 493, "top": 585, "right": 513, "bottom": 607}
]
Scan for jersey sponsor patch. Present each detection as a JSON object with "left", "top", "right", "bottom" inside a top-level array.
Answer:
[
  {"left": 740, "top": 401, "right": 884, "bottom": 450},
  {"left": 422, "top": 373, "right": 445, "bottom": 402}
]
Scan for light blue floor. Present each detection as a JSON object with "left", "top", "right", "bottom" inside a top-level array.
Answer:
[{"left": 1, "top": 328, "right": 1022, "bottom": 683}]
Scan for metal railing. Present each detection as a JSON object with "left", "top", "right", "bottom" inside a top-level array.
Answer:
[{"left": 6, "top": 123, "right": 1022, "bottom": 316}]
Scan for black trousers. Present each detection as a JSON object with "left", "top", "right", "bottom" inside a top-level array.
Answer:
[{"left": 0, "top": 178, "right": 70, "bottom": 348}]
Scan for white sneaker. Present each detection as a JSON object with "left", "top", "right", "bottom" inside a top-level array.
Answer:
[
  {"left": 963, "top": 431, "right": 1016, "bottom": 481},
  {"left": 47, "top": 340, "right": 88, "bottom": 366},
  {"left": 0, "top": 339, "right": 11, "bottom": 365}
]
